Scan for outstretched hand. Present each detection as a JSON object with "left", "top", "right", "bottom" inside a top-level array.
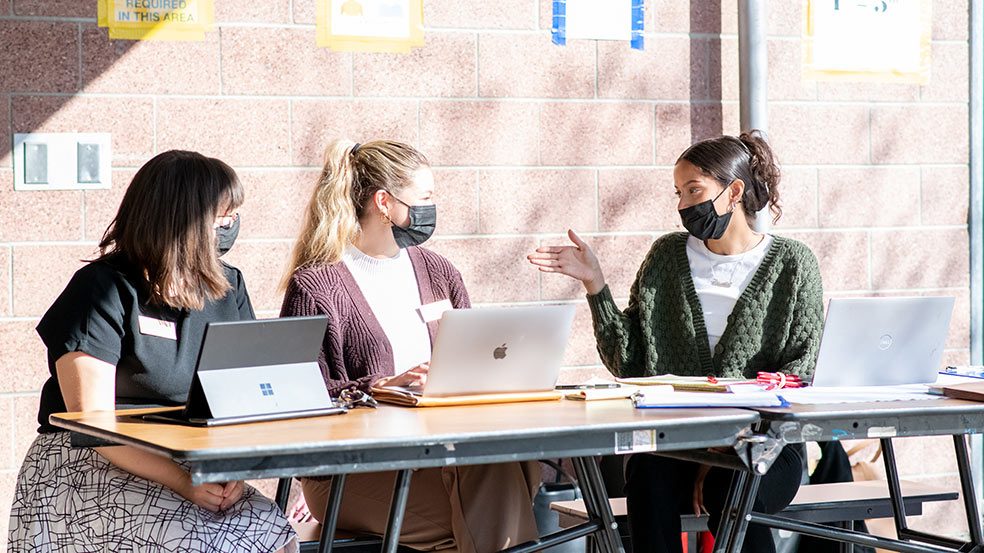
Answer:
[{"left": 527, "top": 230, "right": 606, "bottom": 295}]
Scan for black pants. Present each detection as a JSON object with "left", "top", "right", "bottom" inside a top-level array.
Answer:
[{"left": 624, "top": 444, "right": 805, "bottom": 553}]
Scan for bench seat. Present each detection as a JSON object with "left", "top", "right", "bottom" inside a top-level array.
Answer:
[{"left": 550, "top": 479, "right": 959, "bottom": 531}]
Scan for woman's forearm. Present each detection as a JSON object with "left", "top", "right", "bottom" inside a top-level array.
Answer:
[{"left": 94, "top": 445, "right": 191, "bottom": 496}]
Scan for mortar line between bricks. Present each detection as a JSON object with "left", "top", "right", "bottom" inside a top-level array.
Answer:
[
  {"left": 110, "top": 163, "right": 969, "bottom": 171},
  {"left": 474, "top": 32, "right": 480, "bottom": 97},
  {"left": 0, "top": 16, "right": 968, "bottom": 45},
  {"left": 6, "top": 92, "right": 969, "bottom": 108},
  {"left": 217, "top": 27, "right": 225, "bottom": 95},
  {"left": 5, "top": 244, "right": 11, "bottom": 318},
  {"left": 76, "top": 23, "right": 82, "bottom": 92},
  {"left": 0, "top": 224, "right": 970, "bottom": 248}
]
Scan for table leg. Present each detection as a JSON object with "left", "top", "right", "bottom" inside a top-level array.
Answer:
[
  {"left": 953, "top": 434, "right": 984, "bottom": 547},
  {"left": 712, "top": 469, "right": 762, "bottom": 553},
  {"left": 381, "top": 469, "right": 413, "bottom": 553},
  {"left": 572, "top": 457, "right": 625, "bottom": 553},
  {"left": 724, "top": 472, "right": 762, "bottom": 553},
  {"left": 712, "top": 471, "right": 744, "bottom": 553},
  {"left": 881, "top": 438, "right": 910, "bottom": 540},
  {"left": 317, "top": 474, "right": 348, "bottom": 553}
]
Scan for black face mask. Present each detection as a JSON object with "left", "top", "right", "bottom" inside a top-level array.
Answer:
[
  {"left": 678, "top": 186, "right": 732, "bottom": 240},
  {"left": 390, "top": 196, "right": 436, "bottom": 248},
  {"left": 216, "top": 214, "right": 240, "bottom": 256}
]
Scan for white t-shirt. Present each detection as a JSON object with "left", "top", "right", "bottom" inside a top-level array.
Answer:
[
  {"left": 685, "top": 234, "right": 773, "bottom": 354},
  {"left": 342, "top": 246, "right": 431, "bottom": 373}
]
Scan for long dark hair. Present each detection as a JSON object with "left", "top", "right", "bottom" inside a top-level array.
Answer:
[
  {"left": 677, "top": 130, "right": 782, "bottom": 224},
  {"left": 96, "top": 150, "right": 244, "bottom": 310}
]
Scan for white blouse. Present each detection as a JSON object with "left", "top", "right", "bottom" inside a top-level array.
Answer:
[
  {"left": 685, "top": 234, "right": 773, "bottom": 353},
  {"left": 342, "top": 246, "right": 432, "bottom": 373}
]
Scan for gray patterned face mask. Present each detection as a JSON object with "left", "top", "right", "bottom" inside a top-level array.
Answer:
[
  {"left": 216, "top": 214, "right": 240, "bottom": 256},
  {"left": 389, "top": 195, "right": 436, "bottom": 248}
]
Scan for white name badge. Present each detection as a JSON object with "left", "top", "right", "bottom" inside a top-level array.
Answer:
[
  {"left": 138, "top": 315, "right": 177, "bottom": 340},
  {"left": 417, "top": 299, "right": 453, "bottom": 323}
]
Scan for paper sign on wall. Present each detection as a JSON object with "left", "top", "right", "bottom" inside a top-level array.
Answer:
[
  {"left": 316, "top": 0, "right": 424, "bottom": 52},
  {"left": 96, "top": 0, "right": 214, "bottom": 41},
  {"left": 802, "top": 0, "right": 931, "bottom": 84},
  {"left": 552, "top": 0, "right": 644, "bottom": 50}
]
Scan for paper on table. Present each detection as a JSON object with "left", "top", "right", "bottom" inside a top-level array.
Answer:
[
  {"left": 565, "top": 385, "right": 646, "bottom": 401},
  {"left": 565, "top": 0, "right": 631, "bottom": 41},
  {"left": 777, "top": 384, "right": 937, "bottom": 405},
  {"left": 632, "top": 389, "right": 787, "bottom": 408},
  {"left": 617, "top": 374, "right": 749, "bottom": 393}
]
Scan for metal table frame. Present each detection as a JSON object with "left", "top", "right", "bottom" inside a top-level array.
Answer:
[
  {"left": 708, "top": 400, "right": 984, "bottom": 553},
  {"left": 52, "top": 404, "right": 761, "bottom": 553}
]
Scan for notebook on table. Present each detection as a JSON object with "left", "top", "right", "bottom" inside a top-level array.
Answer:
[
  {"left": 144, "top": 315, "right": 345, "bottom": 426},
  {"left": 372, "top": 305, "right": 575, "bottom": 407}
]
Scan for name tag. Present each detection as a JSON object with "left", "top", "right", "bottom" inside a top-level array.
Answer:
[
  {"left": 418, "top": 299, "right": 453, "bottom": 323},
  {"left": 138, "top": 315, "right": 177, "bottom": 340}
]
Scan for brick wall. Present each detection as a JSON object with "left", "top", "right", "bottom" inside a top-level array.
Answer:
[{"left": 0, "top": 0, "right": 973, "bottom": 545}]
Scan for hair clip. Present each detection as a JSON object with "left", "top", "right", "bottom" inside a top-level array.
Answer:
[{"left": 350, "top": 143, "right": 361, "bottom": 156}]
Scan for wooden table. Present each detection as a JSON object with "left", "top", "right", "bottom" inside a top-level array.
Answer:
[
  {"left": 710, "top": 399, "right": 984, "bottom": 553},
  {"left": 51, "top": 399, "right": 761, "bottom": 553}
]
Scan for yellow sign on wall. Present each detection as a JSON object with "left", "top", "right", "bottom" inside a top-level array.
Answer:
[
  {"left": 97, "top": 0, "right": 214, "bottom": 41},
  {"left": 802, "top": 0, "right": 931, "bottom": 84},
  {"left": 316, "top": 0, "right": 424, "bottom": 52}
]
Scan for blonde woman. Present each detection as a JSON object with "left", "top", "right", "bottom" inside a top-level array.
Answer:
[{"left": 280, "top": 139, "right": 540, "bottom": 553}]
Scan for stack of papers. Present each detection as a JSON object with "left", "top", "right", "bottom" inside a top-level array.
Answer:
[
  {"left": 632, "top": 388, "right": 788, "bottom": 408},
  {"left": 772, "top": 385, "right": 937, "bottom": 405},
  {"left": 617, "top": 375, "right": 755, "bottom": 393}
]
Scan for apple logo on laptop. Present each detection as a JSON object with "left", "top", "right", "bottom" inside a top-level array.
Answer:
[{"left": 493, "top": 343, "right": 507, "bottom": 360}]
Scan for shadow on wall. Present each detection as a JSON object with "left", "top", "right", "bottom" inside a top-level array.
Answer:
[
  {"left": 1, "top": 6, "right": 203, "bottom": 168},
  {"left": 692, "top": 0, "right": 723, "bottom": 143}
]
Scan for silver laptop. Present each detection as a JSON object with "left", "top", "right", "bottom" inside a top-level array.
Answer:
[
  {"left": 390, "top": 305, "right": 576, "bottom": 397},
  {"left": 145, "top": 315, "right": 345, "bottom": 426},
  {"left": 811, "top": 296, "right": 954, "bottom": 387}
]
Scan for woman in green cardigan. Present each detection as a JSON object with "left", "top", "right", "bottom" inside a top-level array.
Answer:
[{"left": 528, "top": 131, "right": 824, "bottom": 553}]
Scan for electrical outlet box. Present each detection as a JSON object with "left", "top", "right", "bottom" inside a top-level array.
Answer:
[{"left": 13, "top": 133, "right": 112, "bottom": 190}]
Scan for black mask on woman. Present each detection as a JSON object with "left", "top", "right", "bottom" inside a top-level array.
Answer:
[
  {"left": 678, "top": 186, "right": 732, "bottom": 240},
  {"left": 389, "top": 196, "right": 436, "bottom": 248},
  {"left": 216, "top": 214, "right": 240, "bottom": 256}
]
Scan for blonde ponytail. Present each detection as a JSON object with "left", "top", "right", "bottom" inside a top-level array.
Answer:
[
  {"left": 282, "top": 140, "right": 361, "bottom": 288},
  {"left": 281, "top": 139, "right": 430, "bottom": 289}
]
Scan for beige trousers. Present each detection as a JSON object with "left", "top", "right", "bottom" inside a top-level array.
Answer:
[{"left": 301, "top": 461, "right": 541, "bottom": 553}]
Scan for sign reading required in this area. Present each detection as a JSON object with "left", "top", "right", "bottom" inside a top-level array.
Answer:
[
  {"left": 802, "top": 0, "right": 931, "bottom": 84},
  {"left": 97, "top": 0, "right": 214, "bottom": 41}
]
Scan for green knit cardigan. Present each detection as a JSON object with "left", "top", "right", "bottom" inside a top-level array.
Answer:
[{"left": 586, "top": 232, "right": 825, "bottom": 379}]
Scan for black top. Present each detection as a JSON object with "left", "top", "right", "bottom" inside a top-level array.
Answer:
[{"left": 35, "top": 257, "right": 255, "bottom": 433}]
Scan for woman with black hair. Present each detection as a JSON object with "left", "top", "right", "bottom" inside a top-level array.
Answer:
[
  {"left": 528, "top": 131, "right": 824, "bottom": 553},
  {"left": 8, "top": 151, "right": 296, "bottom": 553}
]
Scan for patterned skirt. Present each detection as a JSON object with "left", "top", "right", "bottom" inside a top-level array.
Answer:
[{"left": 7, "top": 432, "right": 297, "bottom": 553}]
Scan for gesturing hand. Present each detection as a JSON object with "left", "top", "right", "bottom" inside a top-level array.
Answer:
[{"left": 527, "top": 230, "right": 606, "bottom": 295}]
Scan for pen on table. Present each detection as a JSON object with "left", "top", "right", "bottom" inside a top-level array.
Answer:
[{"left": 555, "top": 383, "right": 621, "bottom": 390}]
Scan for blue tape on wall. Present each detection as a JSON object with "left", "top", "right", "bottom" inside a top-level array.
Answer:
[
  {"left": 552, "top": 0, "right": 566, "bottom": 46},
  {"left": 630, "top": 0, "right": 644, "bottom": 50}
]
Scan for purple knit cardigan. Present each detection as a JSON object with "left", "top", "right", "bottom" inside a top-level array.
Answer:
[{"left": 280, "top": 246, "right": 471, "bottom": 395}]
